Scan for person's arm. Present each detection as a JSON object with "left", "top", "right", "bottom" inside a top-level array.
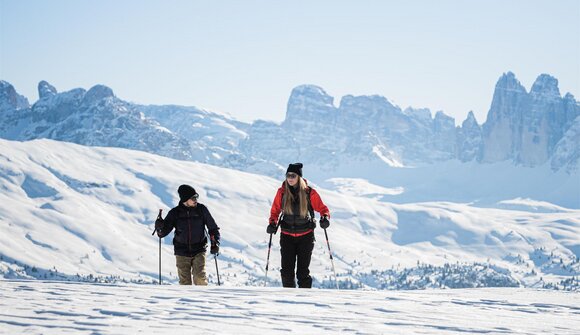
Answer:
[
  {"left": 269, "top": 188, "right": 284, "bottom": 224},
  {"left": 157, "top": 210, "right": 176, "bottom": 238},
  {"left": 311, "top": 189, "right": 331, "bottom": 228},
  {"left": 310, "top": 189, "right": 330, "bottom": 218},
  {"left": 200, "top": 204, "right": 220, "bottom": 241},
  {"left": 266, "top": 188, "right": 284, "bottom": 234},
  {"left": 201, "top": 205, "right": 221, "bottom": 254}
]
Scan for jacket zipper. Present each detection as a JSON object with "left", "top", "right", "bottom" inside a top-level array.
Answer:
[{"left": 187, "top": 209, "right": 191, "bottom": 252}]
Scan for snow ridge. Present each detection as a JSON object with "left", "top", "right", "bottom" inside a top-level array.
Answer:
[{"left": 0, "top": 139, "right": 578, "bottom": 290}]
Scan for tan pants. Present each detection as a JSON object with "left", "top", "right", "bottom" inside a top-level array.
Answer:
[{"left": 176, "top": 253, "right": 207, "bottom": 285}]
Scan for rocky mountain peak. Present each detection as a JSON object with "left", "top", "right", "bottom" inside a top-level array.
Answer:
[
  {"left": 563, "top": 93, "right": 576, "bottom": 101},
  {"left": 0, "top": 81, "right": 30, "bottom": 110},
  {"left": 495, "top": 72, "right": 527, "bottom": 93},
  {"left": 530, "top": 74, "right": 560, "bottom": 100},
  {"left": 38, "top": 81, "right": 57, "bottom": 100},
  {"left": 0, "top": 81, "right": 19, "bottom": 109},
  {"left": 339, "top": 94, "right": 396, "bottom": 111},
  {"left": 285, "top": 85, "right": 336, "bottom": 125},
  {"left": 404, "top": 107, "right": 432, "bottom": 122},
  {"left": 434, "top": 110, "right": 453, "bottom": 120},
  {"left": 82, "top": 85, "right": 115, "bottom": 105},
  {"left": 288, "top": 85, "right": 334, "bottom": 107},
  {"left": 462, "top": 111, "right": 479, "bottom": 128}
]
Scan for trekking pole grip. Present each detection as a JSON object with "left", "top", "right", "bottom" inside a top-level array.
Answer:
[{"left": 152, "top": 209, "right": 162, "bottom": 235}]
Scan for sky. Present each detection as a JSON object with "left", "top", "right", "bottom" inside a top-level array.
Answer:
[{"left": 1, "top": 0, "right": 579, "bottom": 124}]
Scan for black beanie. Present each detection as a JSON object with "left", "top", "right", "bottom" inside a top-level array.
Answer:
[
  {"left": 286, "top": 163, "right": 303, "bottom": 177},
  {"left": 178, "top": 184, "right": 197, "bottom": 202}
]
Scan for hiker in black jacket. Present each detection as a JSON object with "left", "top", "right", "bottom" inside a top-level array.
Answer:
[{"left": 155, "top": 185, "right": 220, "bottom": 285}]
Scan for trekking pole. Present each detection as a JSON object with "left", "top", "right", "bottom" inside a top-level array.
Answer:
[
  {"left": 206, "top": 228, "right": 221, "bottom": 286},
  {"left": 151, "top": 209, "right": 163, "bottom": 285},
  {"left": 158, "top": 233, "right": 161, "bottom": 284},
  {"left": 323, "top": 228, "right": 339, "bottom": 289},
  {"left": 214, "top": 254, "right": 221, "bottom": 286},
  {"left": 264, "top": 233, "right": 273, "bottom": 286}
]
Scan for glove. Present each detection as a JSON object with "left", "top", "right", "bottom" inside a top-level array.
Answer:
[
  {"left": 155, "top": 218, "right": 164, "bottom": 232},
  {"left": 266, "top": 223, "right": 278, "bottom": 234},
  {"left": 210, "top": 233, "right": 220, "bottom": 255},
  {"left": 319, "top": 216, "right": 330, "bottom": 229},
  {"left": 210, "top": 244, "right": 219, "bottom": 255}
]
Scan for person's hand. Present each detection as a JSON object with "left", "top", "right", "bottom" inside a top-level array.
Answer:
[
  {"left": 267, "top": 223, "right": 278, "bottom": 234},
  {"left": 210, "top": 244, "right": 219, "bottom": 255},
  {"left": 155, "top": 218, "right": 164, "bottom": 232},
  {"left": 210, "top": 233, "right": 220, "bottom": 255},
  {"left": 319, "top": 216, "right": 330, "bottom": 229},
  {"left": 210, "top": 232, "right": 220, "bottom": 245}
]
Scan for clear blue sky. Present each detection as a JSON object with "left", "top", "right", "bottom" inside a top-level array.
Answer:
[{"left": 1, "top": 0, "right": 579, "bottom": 124}]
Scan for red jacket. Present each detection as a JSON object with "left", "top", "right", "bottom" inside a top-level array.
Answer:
[{"left": 269, "top": 181, "right": 330, "bottom": 237}]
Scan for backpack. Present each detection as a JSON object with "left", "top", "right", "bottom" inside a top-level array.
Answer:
[{"left": 281, "top": 187, "right": 316, "bottom": 223}]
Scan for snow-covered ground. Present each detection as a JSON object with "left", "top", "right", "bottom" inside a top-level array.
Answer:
[
  {"left": 0, "top": 280, "right": 578, "bottom": 334},
  {"left": 0, "top": 139, "right": 579, "bottom": 289}
]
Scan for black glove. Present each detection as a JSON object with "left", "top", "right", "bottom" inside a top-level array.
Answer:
[
  {"left": 155, "top": 218, "right": 164, "bottom": 232},
  {"left": 266, "top": 223, "right": 278, "bottom": 234},
  {"left": 209, "top": 232, "right": 220, "bottom": 255},
  {"left": 319, "top": 216, "right": 330, "bottom": 229},
  {"left": 210, "top": 244, "right": 219, "bottom": 255}
]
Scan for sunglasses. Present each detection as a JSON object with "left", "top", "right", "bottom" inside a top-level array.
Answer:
[
  {"left": 286, "top": 173, "right": 298, "bottom": 179},
  {"left": 190, "top": 194, "right": 199, "bottom": 200}
]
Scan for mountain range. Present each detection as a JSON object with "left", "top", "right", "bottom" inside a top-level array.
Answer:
[{"left": 1, "top": 72, "right": 578, "bottom": 177}]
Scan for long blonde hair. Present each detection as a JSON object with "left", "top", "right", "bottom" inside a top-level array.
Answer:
[{"left": 283, "top": 177, "right": 309, "bottom": 217}]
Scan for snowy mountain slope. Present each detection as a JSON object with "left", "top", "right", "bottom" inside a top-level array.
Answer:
[
  {"left": 0, "top": 139, "right": 578, "bottom": 289},
  {"left": 1, "top": 280, "right": 579, "bottom": 335},
  {"left": 314, "top": 159, "right": 579, "bottom": 209},
  {"left": 138, "top": 104, "right": 254, "bottom": 169}
]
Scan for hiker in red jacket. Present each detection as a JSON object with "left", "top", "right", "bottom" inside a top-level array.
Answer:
[{"left": 268, "top": 163, "right": 330, "bottom": 288}]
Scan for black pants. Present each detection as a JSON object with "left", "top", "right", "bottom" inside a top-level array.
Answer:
[{"left": 280, "top": 231, "right": 315, "bottom": 288}]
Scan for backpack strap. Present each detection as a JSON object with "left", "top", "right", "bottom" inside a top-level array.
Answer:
[{"left": 306, "top": 187, "right": 315, "bottom": 221}]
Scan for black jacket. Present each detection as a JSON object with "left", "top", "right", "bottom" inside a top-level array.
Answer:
[{"left": 158, "top": 203, "right": 220, "bottom": 257}]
